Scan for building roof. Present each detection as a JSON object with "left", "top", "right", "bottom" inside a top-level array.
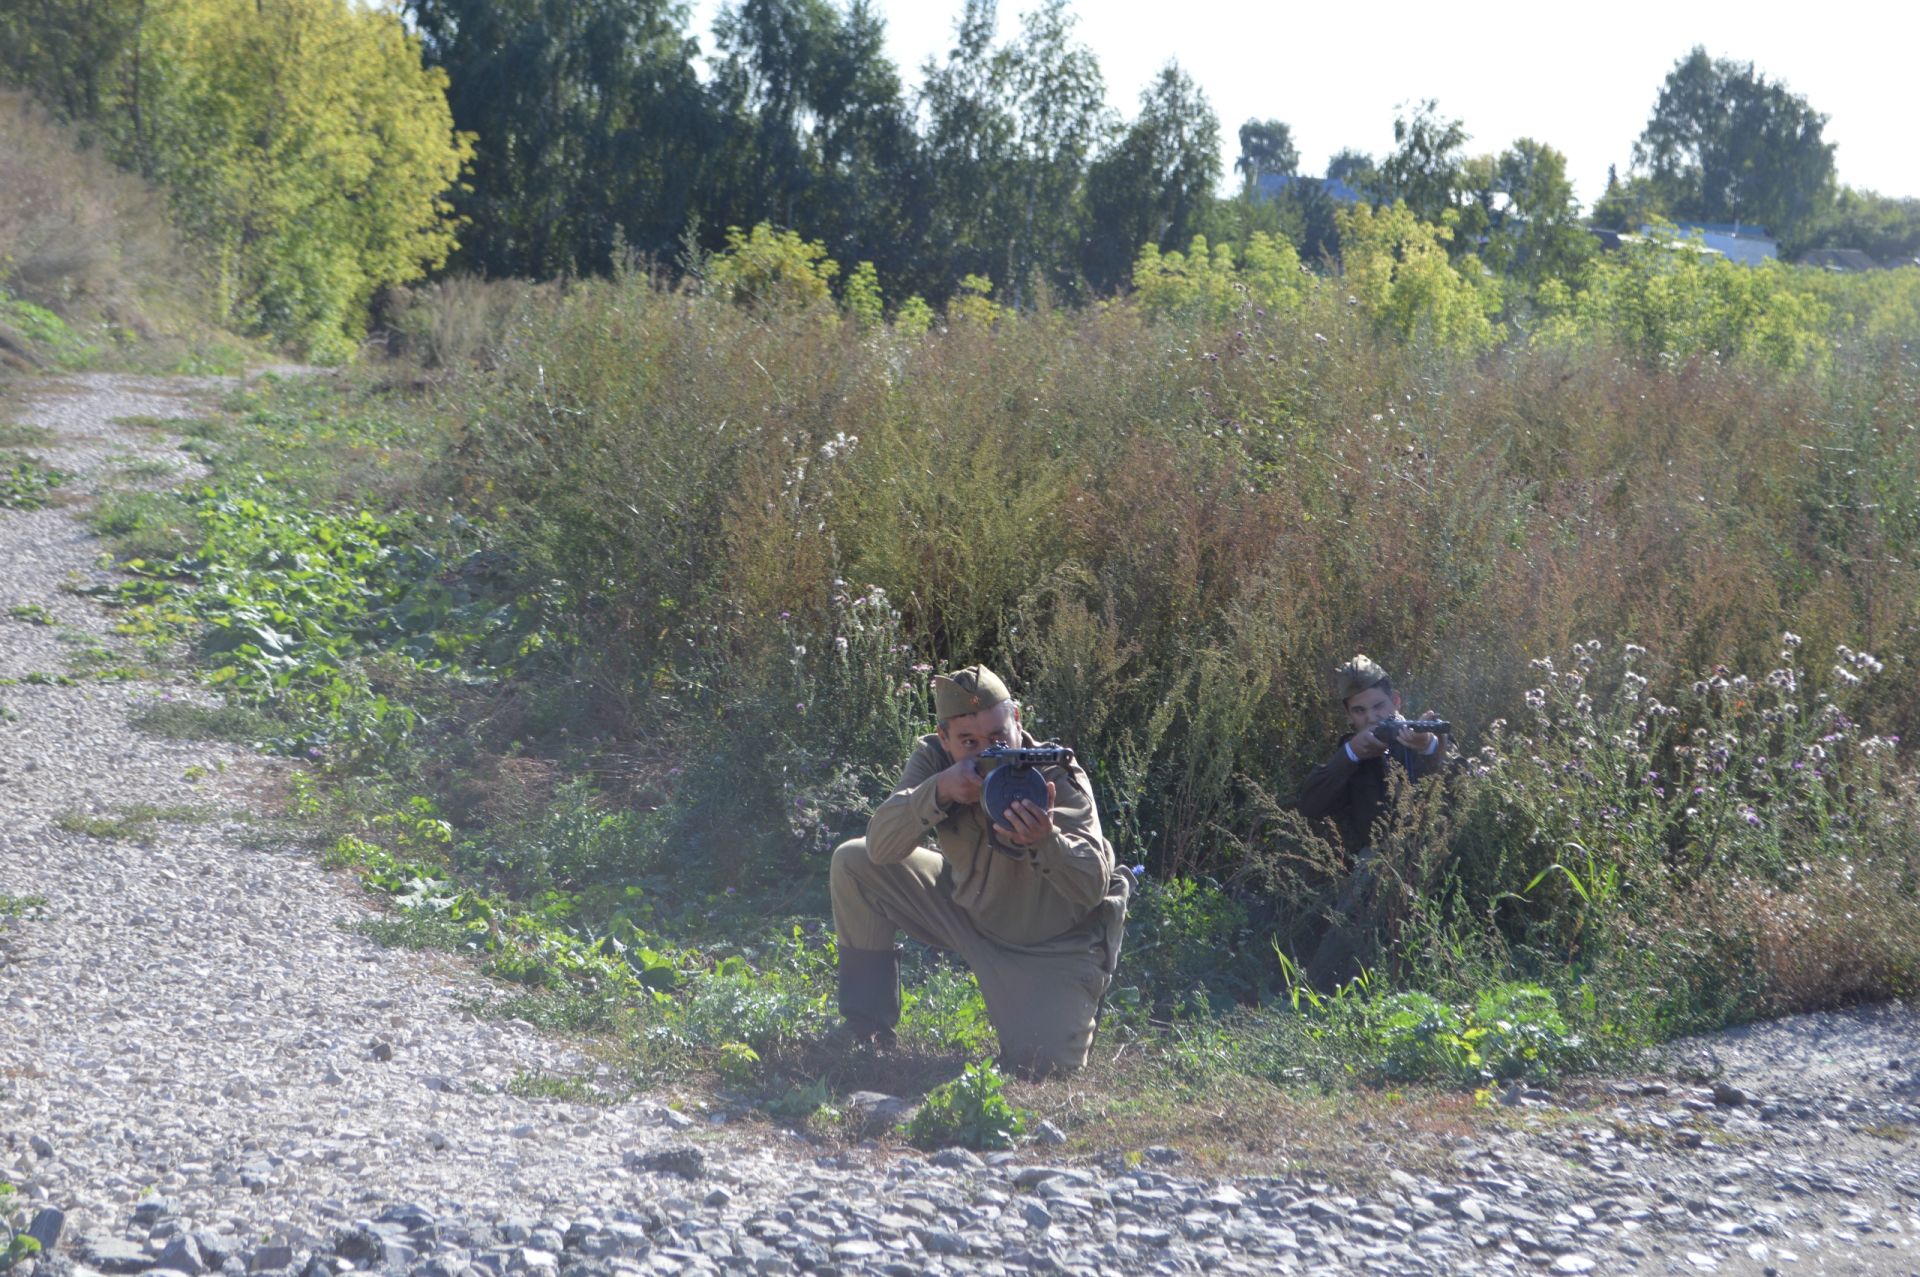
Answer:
[
  {"left": 1670, "top": 220, "right": 1772, "bottom": 239},
  {"left": 1799, "top": 247, "right": 1881, "bottom": 272},
  {"left": 1255, "top": 173, "right": 1365, "bottom": 205}
]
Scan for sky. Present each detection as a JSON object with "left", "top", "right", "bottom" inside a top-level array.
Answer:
[{"left": 686, "top": 0, "right": 1919, "bottom": 208}]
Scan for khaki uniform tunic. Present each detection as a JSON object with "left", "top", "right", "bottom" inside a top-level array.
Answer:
[{"left": 831, "top": 729, "right": 1127, "bottom": 1074}]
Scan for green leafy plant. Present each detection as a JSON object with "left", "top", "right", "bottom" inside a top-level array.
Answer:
[
  {"left": 0, "top": 457, "right": 70, "bottom": 510},
  {"left": 0, "top": 1181, "right": 41, "bottom": 1272},
  {"left": 905, "top": 1061, "right": 1032, "bottom": 1150}
]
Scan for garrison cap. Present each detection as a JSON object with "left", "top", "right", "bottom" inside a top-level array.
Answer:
[
  {"left": 932, "top": 664, "right": 1012, "bottom": 722},
  {"left": 1334, "top": 654, "right": 1391, "bottom": 703}
]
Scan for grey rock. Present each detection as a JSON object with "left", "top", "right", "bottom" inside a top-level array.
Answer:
[
  {"left": 1712, "top": 1081, "right": 1753, "bottom": 1107},
  {"left": 624, "top": 1147, "right": 704, "bottom": 1180},
  {"left": 930, "top": 1148, "right": 984, "bottom": 1171},
  {"left": 508, "top": 1248, "right": 557, "bottom": 1273},
  {"left": 1019, "top": 1201, "right": 1053, "bottom": 1230},
  {"left": 329, "top": 1228, "right": 385, "bottom": 1267},
  {"left": 410, "top": 1262, "right": 470, "bottom": 1277},
  {"left": 844, "top": 1092, "right": 915, "bottom": 1128},
  {"left": 27, "top": 1208, "right": 65, "bottom": 1253},
  {"left": 1033, "top": 1121, "right": 1067, "bottom": 1147},
  {"left": 83, "top": 1237, "right": 155, "bottom": 1274},
  {"left": 913, "top": 1230, "right": 970, "bottom": 1257},
  {"left": 828, "top": 1241, "right": 880, "bottom": 1261},
  {"left": 28, "top": 1134, "right": 53, "bottom": 1159},
  {"left": 132, "top": 1201, "right": 179, "bottom": 1228},
  {"left": 156, "top": 1235, "right": 206, "bottom": 1276},
  {"left": 1012, "top": 1167, "right": 1092, "bottom": 1190},
  {"left": 192, "top": 1233, "right": 235, "bottom": 1270},
  {"left": 249, "top": 1247, "right": 296, "bottom": 1274},
  {"left": 1143, "top": 1146, "right": 1181, "bottom": 1165},
  {"left": 370, "top": 1039, "right": 394, "bottom": 1062},
  {"left": 376, "top": 1207, "right": 436, "bottom": 1234}
]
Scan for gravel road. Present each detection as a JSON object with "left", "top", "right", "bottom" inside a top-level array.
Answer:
[{"left": 1, "top": 374, "right": 1915, "bottom": 1277}]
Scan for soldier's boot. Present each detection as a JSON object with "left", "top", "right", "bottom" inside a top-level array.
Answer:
[{"left": 836, "top": 943, "right": 901, "bottom": 1049}]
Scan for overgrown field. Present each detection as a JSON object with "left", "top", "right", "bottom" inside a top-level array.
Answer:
[{"left": 84, "top": 246, "right": 1920, "bottom": 1145}]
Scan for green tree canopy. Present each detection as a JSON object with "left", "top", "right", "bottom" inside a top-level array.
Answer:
[
  {"left": 1373, "top": 99, "right": 1468, "bottom": 225},
  {"left": 1234, "top": 118, "right": 1298, "bottom": 186},
  {"left": 918, "top": 0, "right": 1110, "bottom": 301},
  {"left": 710, "top": 0, "right": 924, "bottom": 283},
  {"left": 1632, "top": 46, "right": 1836, "bottom": 245},
  {"left": 1326, "top": 147, "right": 1374, "bottom": 186},
  {"left": 1082, "top": 61, "right": 1221, "bottom": 292},
  {"left": 1466, "top": 138, "right": 1594, "bottom": 288},
  {"left": 408, "top": 0, "right": 709, "bottom": 278},
  {"left": 1797, "top": 188, "right": 1920, "bottom": 267}
]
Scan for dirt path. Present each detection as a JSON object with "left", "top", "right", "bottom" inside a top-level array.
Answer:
[{"left": 1, "top": 374, "right": 1915, "bottom": 1277}]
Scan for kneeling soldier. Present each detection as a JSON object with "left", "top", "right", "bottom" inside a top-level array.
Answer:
[{"left": 830, "top": 664, "right": 1130, "bottom": 1077}]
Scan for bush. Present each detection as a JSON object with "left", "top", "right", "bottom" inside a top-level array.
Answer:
[{"left": 904, "top": 1061, "right": 1031, "bottom": 1149}]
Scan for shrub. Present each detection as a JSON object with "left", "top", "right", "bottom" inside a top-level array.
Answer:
[
  {"left": 905, "top": 1061, "right": 1031, "bottom": 1149},
  {"left": 1336, "top": 201, "right": 1502, "bottom": 351},
  {"left": 706, "top": 223, "right": 838, "bottom": 310},
  {"left": 1535, "top": 227, "right": 1834, "bottom": 372}
]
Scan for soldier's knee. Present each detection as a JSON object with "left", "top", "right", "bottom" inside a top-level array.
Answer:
[
  {"left": 999, "top": 1033, "right": 1091, "bottom": 1080},
  {"left": 830, "top": 837, "right": 871, "bottom": 886}
]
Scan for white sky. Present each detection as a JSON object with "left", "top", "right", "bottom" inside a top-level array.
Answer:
[{"left": 686, "top": 0, "right": 1918, "bottom": 206}]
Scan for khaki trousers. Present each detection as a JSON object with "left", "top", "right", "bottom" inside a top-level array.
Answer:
[{"left": 830, "top": 838, "right": 1113, "bottom": 1076}]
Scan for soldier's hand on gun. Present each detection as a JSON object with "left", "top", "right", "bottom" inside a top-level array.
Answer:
[
  {"left": 1403, "top": 708, "right": 1443, "bottom": 753},
  {"left": 992, "top": 779, "right": 1057, "bottom": 847},
  {"left": 935, "top": 756, "right": 986, "bottom": 808},
  {"left": 1348, "top": 727, "right": 1390, "bottom": 759}
]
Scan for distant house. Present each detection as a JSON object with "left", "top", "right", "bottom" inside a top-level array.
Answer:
[
  {"left": 1658, "top": 221, "right": 1780, "bottom": 266},
  {"left": 1799, "top": 247, "right": 1881, "bottom": 272},
  {"left": 1254, "top": 173, "right": 1365, "bottom": 205}
]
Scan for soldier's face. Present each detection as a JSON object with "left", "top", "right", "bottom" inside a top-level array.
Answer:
[
  {"left": 939, "top": 700, "right": 1018, "bottom": 763},
  {"left": 1344, "top": 686, "right": 1401, "bottom": 733}
]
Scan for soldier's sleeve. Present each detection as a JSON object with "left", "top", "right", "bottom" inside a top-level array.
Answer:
[
  {"left": 1024, "top": 760, "right": 1114, "bottom": 914},
  {"left": 1407, "top": 731, "right": 1455, "bottom": 783},
  {"left": 1298, "top": 741, "right": 1358, "bottom": 819},
  {"left": 865, "top": 738, "right": 950, "bottom": 865}
]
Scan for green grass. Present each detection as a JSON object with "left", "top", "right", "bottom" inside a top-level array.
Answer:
[
  {"left": 0, "top": 893, "right": 47, "bottom": 919},
  {"left": 54, "top": 803, "right": 214, "bottom": 839},
  {"left": 352, "top": 911, "right": 479, "bottom": 953},
  {"left": 506, "top": 1070, "right": 617, "bottom": 1104},
  {"left": 112, "top": 458, "right": 178, "bottom": 481},
  {"left": 131, "top": 700, "right": 276, "bottom": 742},
  {"left": 0, "top": 423, "right": 53, "bottom": 448},
  {"left": 5, "top": 604, "right": 51, "bottom": 625}
]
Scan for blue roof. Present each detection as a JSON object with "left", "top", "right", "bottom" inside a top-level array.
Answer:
[
  {"left": 1255, "top": 173, "right": 1365, "bottom": 204},
  {"left": 1673, "top": 220, "right": 1772, "bottom": 240}
]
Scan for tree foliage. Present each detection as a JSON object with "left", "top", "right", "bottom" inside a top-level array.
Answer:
[
  {"left": 1372, "top": 100, "right": 1469, "bottom": 226},
  {"left": 1633, "top": 46, "right": 1836, "bottom": 245},
  {"left": 408, "top": 0, "right": 707, "bottom": 280},
  {"left": 1465, "top": 138, "right": 1594, "bottom": 289},
  {"left": 3, "top": 0, "right": 471, "bottom": 358},
  {"left": 1234, "top": 117, "right": 1298, "bottom": 186},
  {"left": 1082, "top": 62, "right": 1221, "bottom": 291}
]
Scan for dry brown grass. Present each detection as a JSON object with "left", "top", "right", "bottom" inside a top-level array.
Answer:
[
  {"left": 1682, "top": 855, "right": 1920, "bottom": 1016},
  {"left": 0, "top": 91, "right": 197, "bottom": 328}
]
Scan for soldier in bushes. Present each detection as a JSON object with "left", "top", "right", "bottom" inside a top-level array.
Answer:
[
  {"left": 829, "top": 664, "right": 1130, "bottom": 1077},
  {"left": 1296, "top": 654, "right": 1452, "bottom": 991}
]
